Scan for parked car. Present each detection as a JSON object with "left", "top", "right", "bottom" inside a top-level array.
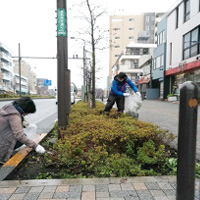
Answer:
[{"left": 55, "top": 82, "right": 77, "bottom": 104}]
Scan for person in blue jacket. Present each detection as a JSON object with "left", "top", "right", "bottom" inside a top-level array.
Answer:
[{"left": 103, "top": 72, "right": 141, "bottom": 113}]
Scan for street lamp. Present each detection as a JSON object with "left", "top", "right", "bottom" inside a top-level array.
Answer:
[{"left": 70, "top": 37, "right": 86, "bottom": 86}]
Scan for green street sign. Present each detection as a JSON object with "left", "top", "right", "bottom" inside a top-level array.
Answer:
[{"left": 57, "top": 9, "right": 67, "bottom": 37}]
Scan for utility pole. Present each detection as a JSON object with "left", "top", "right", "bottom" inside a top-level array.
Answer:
[
  {"left": 18, "top": 43, "right": 22, "bottom": 97},
  {"left": 57, "top": 0, "right": 71, "bottom": 137},
  {"left": 83, "top": 43, "right": 86, "bottom": 86}
]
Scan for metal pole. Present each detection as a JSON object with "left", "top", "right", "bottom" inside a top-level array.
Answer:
[
  {"left": 18, "top": 43, "right": 22, "bottom": 97},
  {"left": 176, "top": 81, "right": 198, "bottom": 200},
  {"left": 57, "top": 0, "right": 71, "bottom": 135},
  {"left": 83, "top": 44, "right": 86, "bottom": 86},
  {"left": 150, "top": 56, "right": 152, "bottom": 88}
]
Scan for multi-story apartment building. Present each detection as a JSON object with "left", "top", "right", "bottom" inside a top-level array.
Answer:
[
  {"left": 0, "top": 42, "right": 14, "bottom": 93},
  {"left": 36, "top": 78, "right": 49, "bottom": 96},
  {"left": 112, "top": 42, "right": 156, "bottom": 88},
  {"left": 13, "top": 60, "right": 36, "bottom": 95},
  {"left": 109, "top": 14, "right": 144, "bottom": 86},
  {"left": 14, "top": 73, "right": 28, "bottom": 95},
  {"left": 109, "top": 13, "right": 164, "bottom": 89},
  {"left": 29, "top": 70, "right": 37, "bottom": 95},
  {"left": 166, "top": 0, "right": 200, "bottom": 95}
]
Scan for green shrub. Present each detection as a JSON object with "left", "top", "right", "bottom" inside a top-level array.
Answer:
[{"left": 39, "top": 101, "right": 178, "bottom": 178}]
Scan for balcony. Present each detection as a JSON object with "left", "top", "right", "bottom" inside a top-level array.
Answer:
[
  {"left": 2, "top": 73, "right": 13, "bottom": 81},
  {"left": 0, "top": 52, "right": 12, "bottom": 62},
  {"left": 119, "top": 65, "right": 142, "bottom": 74},
  {"left": 0, "top": 62, "right": 13, "bottom": 72}
]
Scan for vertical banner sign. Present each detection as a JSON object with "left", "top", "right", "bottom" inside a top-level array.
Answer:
[{"left": 57, "top": 9, "right": 66, "bottom": 37}]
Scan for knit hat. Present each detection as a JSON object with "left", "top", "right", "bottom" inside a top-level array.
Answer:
[
  {"left": 118, "top": 72, "right": 127, "bottom": 79},
  {"left": 13, "top": 97, "right": 36, "bottom": 113}
]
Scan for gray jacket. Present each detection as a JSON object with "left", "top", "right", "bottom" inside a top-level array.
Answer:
[{"left": 0, "top": 103, "right": 38, "bottom": 162}]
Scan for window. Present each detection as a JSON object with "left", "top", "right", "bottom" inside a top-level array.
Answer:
[
  {"left": 129, "top": 18, "right": 134, "bottom": 21},
  {"left": 114, "top": 45, "right": 120, "bottom": 48},
  {"left": 169, "top": 43, "right": 172, "bottom": 65},
  {"left": 113, "top": 28, "right": 120, "bottom": 31},
  {"left": 153, "top": 58, "right": 156, "bottom": 69},
  {"left": 161, "top": 55, "right": 164, "bottom": 67},
  {"left": 130, "top": 59, "right": 138, "bottom": 69},
  {"left": 115, "top": 36, "right": 120, "bottom": 39},
  {"left": 129, "top": 28, "right": 134, "bottom": 30},
  {"left": 143, "top": 48, "right": 149, "bottom": 54},
  {"left": 184, "top": 0, "right": 190, "bottom": 22},
  {"left": 146, "top": 16, "right": 150, "bottom": 22},
  {"left": 146, "top": 25, "right": 149, "bottom": 31},
  {"left": 115, "top": 54, "right": 120, "bottom": 57},
  {"left": 183, "top": 27, "right": 200, "bottom": 60},
  {"left": 129, "top": 37, "right": 134, "bottom": 39},
  {"left": 176, "top": 7, "right": 179, "bottom": 29},
  {"left": 156, "top": 56, "right": 161, "bottom": 68},
  {"left": 199, "top": 0, "right": 200, "bottom": 11}
]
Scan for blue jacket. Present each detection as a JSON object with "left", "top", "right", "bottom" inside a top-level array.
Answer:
[{"left": 111, "top": 75, "right": 138, "bottom": 96}]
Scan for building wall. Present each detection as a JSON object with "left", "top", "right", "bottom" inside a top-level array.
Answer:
[
  {"left": 0, "top": 42, "right": 14, "bottom": 93},
  {"left": 166, "top": 0, "right": 200, "bottom": 70},
  {"left": 144, "top": 13, "right": 155, "bottom": 44},
  {"left": 109, "top": 14, "right": 144, "bottom": 87}
]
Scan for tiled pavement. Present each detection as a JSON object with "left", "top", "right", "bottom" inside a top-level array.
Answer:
[{"left": 0, "top": 176, "right": 199, "bottom": 200}]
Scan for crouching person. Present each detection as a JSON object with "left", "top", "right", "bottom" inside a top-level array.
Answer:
[{"left": 0, "top": 97, "right": 45, "bottom": 164}]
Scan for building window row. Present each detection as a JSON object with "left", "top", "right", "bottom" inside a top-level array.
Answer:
[
  {"left": 126, "top": 48, "right": 149, "bottom": 55},
  {"left": 113, "top": 28, "right": 120, "bottom": 31},
  {"left": 183, "top": 26, "right": 200, "bottom": 60},
  {"left": 115, "top": 45, "right": 120, "bottom": 48},
  {"left": 157, "top": 31, "right": 165, "bottom": 45},
  {"left": 153, "top": 54, "right": 164, "bottom": 69}
]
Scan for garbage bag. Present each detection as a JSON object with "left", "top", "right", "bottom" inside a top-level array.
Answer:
[{"left": 124, "top": 94, "right": 142, "bottom": 118}]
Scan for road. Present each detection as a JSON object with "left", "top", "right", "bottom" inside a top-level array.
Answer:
[
  {"left": 0, "top": 99, "right": 58, "bottom": 135},
  {"left": 138, "top": 100, "right": 200, "bottom": 160}
]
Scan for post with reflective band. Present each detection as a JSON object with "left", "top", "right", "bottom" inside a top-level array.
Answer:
[{"left": 176, "top": 81, "right": 198, "bottom": 200}]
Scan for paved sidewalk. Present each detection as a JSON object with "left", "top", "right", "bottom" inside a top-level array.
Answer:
[{"left": 0, "top": 176, "right": 199, "bottom": 200}]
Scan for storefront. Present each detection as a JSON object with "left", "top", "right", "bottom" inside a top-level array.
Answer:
[{"left": 165, "top": 59, "right": 200, "bottom": 96}]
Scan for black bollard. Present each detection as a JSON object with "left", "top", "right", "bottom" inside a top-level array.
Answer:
[{"left": 177, "top": 81, "right": 198, "bottom": 200}]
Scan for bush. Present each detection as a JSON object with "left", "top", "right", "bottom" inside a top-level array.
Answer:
[{"left": 35, "top": 101, "right": 178, "bottom": 178}]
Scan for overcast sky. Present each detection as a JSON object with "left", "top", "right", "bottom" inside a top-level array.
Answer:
[{"left": 0, "top": 0, "right": 179, "bottom": 89}]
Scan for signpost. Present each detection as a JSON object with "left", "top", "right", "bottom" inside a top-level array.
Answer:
[
  {"left": 44, "top": 79, "right": 52, "bottom": 86},
  {"left": 57, "top": 9, "right": 67, "bottom": 37}
]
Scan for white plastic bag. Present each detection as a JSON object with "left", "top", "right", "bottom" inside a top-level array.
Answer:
[{"left": 124, "top": 94, "right": 142, "bottom": 118}]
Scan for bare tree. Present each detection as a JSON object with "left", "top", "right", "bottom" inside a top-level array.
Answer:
[{"left": 72, "top": 0, "right": 107, "bottom": 108}]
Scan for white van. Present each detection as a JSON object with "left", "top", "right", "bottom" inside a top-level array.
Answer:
[{"left": 55, "top": 82, "right": 77, "bottom": 104}]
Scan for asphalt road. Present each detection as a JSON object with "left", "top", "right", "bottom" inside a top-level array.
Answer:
[{"left": 138, "top": 100, "right": 200, "bottom": 159}]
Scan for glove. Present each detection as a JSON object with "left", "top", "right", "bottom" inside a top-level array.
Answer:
[
  {"left": 23, "top": 120, "right": 30, "bottom": 128},
  {"left": 123, "top": 93, "right": 130, "bottom": 97},
  {"left": 35, "top": 145, "right": 45, "bottom": 154},
  {"left": 136, "top": 92, "right": 141, "bottom": 97}
]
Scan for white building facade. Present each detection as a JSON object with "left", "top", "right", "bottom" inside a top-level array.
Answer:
[
  {"left": 166, "top": 0, "right": 200, "bottom": 94},
  {"left": 0, "top": 42, "right": 14, "bottom": 93},
  {"left": 112, "top": 42, "right": 156, "bottom": 87}
]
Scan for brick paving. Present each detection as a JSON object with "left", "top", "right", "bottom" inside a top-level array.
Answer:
[{"left": 0, "top": 176, "right": 199, "bottom": 200}]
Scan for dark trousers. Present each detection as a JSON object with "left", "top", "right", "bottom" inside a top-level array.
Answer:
[{"left": 104, "top": 93, "right": 125, "bottom": 112}]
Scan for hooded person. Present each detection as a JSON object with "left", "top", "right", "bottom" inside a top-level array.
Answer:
[
  {"left": 103, "top": 72, "right": 141, "bottom": 113},
  {"left": 0, "top": 97, "right": 45, "bottom": 164}
]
